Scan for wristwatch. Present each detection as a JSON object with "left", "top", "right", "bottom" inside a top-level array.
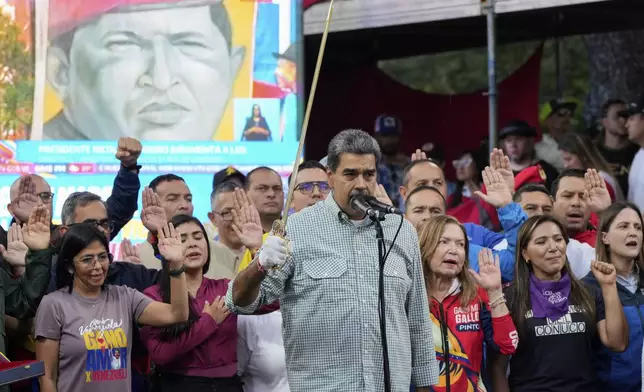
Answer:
[{"left": 169, "top": 265, "right": 186, "bottom": 277}]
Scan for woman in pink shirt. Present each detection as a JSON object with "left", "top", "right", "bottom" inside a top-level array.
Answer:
[{"left": 140, "top": 215, "right": 274, "bottom": 392}]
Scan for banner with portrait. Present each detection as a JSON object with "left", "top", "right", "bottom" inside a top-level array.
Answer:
[{"left": 0, "top": 0, "right": 303, "bottom": 256}]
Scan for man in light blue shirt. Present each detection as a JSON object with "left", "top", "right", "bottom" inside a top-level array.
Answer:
[{"left": 227, "top": 129, "right": 439, "bottom": 392}]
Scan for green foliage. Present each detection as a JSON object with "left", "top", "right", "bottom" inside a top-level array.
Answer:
[
  {"left": 378, "top": 36, "right": 590, "bottom": 126},
  {"left": 0, "top": 11, "right": 34, "bottom": 138}
]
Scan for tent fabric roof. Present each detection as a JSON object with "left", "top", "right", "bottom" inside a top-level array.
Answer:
[{"left": 302, "top": 0, "right": 644, "bottom": 59}]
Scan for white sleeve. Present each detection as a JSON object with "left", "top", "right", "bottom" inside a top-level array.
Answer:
[
  {"left": 566, "top": 239, "right": 594, "bottom": 279},
  {"left": 237, "top": 316, "right": 253, "bottom": 376},
  {"left": 493, "top": 239, "right": 508, "bottom": 251}
]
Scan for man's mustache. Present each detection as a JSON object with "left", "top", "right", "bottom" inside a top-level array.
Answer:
[{"left": 349, "top": 189, "right": 369, "bottom": 197}]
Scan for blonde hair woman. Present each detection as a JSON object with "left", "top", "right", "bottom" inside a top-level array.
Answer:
[{"left": 418, "top": 215, "right": 517, "bottom": 391}]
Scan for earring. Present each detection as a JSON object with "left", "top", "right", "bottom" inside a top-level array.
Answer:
[{"left": 525, "top": 258, "right": 530, "bottom": 264}]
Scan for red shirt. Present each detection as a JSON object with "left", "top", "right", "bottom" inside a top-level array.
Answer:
[
  {"left": 573, "top": 229, "right": 597, "bottom": 247},
  {"left": 447, "top": 195, "right": 500, "bottom": 230},
  {"left": 430, "top": 286, "right": 517, "bottom": 391}
]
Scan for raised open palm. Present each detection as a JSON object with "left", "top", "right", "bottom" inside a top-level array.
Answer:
[
  {"left": 585, "top": 168, "right": 611, "bottom": 213},
  {"left": 231, "top": 189, "right": 264, "bottom": 250},
  {"left": 469, "top": 248, "right": 502, "bottom": 291},
  {"left": 489, "top": 148, "right": 515, "bottom": 192},
  {"left": 11, "top": 175, "right": 40, "bottom": 224},
  {"left": 120, "top": 239, "right": 141, "bottom": 264},
  {"left": 141, "top": 187, "right": 168, "bottom": 233},
  {"left": 158, "top": 222, "right": 185, "bottom": 265},
  {"left": 22, "top": 205, "right": 51, "bottom": 251},
  {"left": 0, "top": 223, "right": 28, "bottom": 267},
  {"left": 474, "top": 167, "right": 512, "bottom": 208}
]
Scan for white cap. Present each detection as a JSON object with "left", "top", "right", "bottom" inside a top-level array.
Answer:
[{"left": 319, "top": 155, "right": 328, "bottom": 167}]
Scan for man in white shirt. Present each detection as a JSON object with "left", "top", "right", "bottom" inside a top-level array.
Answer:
[{"left": 621, "top": 95, "right": 644, "bottom": 212}]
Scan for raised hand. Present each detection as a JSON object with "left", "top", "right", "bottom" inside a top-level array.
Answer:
[
  {"left": 157, "top": 222, "right": 185, "bottom": 267},
  {"left": 0, "top": 223, "right": 28, "bottom": 267},
  {"left": 489, "top": 148, "right": 515, "bottom": 192},
  {"left": 22, "top": 205, "right": 51, "bottom": 251},
  {"left": 474, "top": 167, "right": 512, "bottom": 208},
  {"left": 232, "top": 186, "right": 254, "bottom": 210},
  {"left": 411, "top": 148, "right": 427, "bottom": 162},
  {"left": 115, "top": 137, "right": 142, "bottom": 167},
  {"left": 141, "top": 187, "right": 167, "bottom": 233},
  {"left": 10, "top": 175, "right": 40, "bottom": 224},
  {"left": 469, "top": 248, "right": 502, "bottom": 291},
  {"left": 591, "top": 260, "right": 617, "bottom": 287},
  {"left": 120, "top": 239, "right": 141, "bottom": 264},
  {"left": 374, "top": 184, "right": 393, "bottom": 205},
  {"left": 202, "top": 296, "right": 230, "bottom": 325},
  {"left": 585, "top": 168, "right": 611, "bottom": 213},
  {"left": 231, "top": 189, "right": 263, "bottom": 250}
]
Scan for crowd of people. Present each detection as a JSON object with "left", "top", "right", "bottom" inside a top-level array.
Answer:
[{"left": 0, "top": 94, "right": 643, "bottom": 392}]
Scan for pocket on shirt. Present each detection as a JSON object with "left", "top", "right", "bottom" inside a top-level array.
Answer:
[
  {"left": 383, "top": 256, "right": 412, "bottom": 294},
  {"left": 302, "top": 257, "right": 351, "bottom": 302}
]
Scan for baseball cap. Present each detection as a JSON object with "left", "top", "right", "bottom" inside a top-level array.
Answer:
[
  {"left": 374, "top": 114, "right": 402, "bottom": 135},
  {"left": 539, "top": 98, "right": 578, "bottom": 123},
  {"left": 498, "top": 120, "right": 538, "bottom": 140},
  {"left": 618, "top": 94, "right": 644, "bottom": 118},
  {"left": 213, "top": 166, "right": 246, "bottom": 190},
  {"left": 513, "top": 164, "right": 548, "bottom": 191}
]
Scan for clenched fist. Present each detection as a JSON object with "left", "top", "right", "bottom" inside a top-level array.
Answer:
[{"left": 115, "top": 137, "right": 142, "bottom": 167}]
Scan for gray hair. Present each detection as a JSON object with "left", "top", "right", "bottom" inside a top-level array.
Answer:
[
  {"left": 61, "top": 192, "right": 107, "bottom": 225},
  {"left": 326, "top": 129, "right": 381, "bottom": 171},
  {"left": 210, "top": 181, "right": 239, "bottom": 211}
]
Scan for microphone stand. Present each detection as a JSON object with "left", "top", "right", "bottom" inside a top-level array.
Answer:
[{"left": 371, "top": 212, "right": 392, "bottom": 392}]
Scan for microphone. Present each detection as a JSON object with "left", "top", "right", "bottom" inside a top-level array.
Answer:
[
  {"left": 349, "top": 193, "right": 378, "bottom": 219},
  {"left": 364, "top": 195, "right": 403, "bottom": 215}
]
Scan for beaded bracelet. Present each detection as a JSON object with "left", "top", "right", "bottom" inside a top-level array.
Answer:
[{"left": 489, "top": 294, "right": 506, "bottom": 309}]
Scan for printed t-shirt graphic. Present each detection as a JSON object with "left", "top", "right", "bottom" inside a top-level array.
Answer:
[{"left": 34, "top": 285, "right": 152, "bottom": 392}]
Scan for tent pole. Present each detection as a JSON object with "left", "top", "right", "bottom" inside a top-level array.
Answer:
[
  {"left": 485, "top": 0, "right": 497, "bottom": 154},
  {"left": 555, "top": 37, "right": 562, "bottom": 97}
]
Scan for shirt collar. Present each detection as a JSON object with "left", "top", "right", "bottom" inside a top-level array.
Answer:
[{"left": 324, "top": 191, "right": 373, "bottom": 226}]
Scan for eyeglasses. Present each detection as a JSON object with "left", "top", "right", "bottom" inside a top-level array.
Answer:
[
  {"left": 215, "top": 209, "right": 234, "bottom": 222},
  {"left": 77, "top": 252, "right": 113, "bottom": 267},
  {"left": 295, "top": 181, "right": 330, "bottom": 194},
  {"left": 70, "top": 219, "right": 114, "bottom": 233},
  {"left": 38, "top": 192, "right": 54, "bottom": 203}
]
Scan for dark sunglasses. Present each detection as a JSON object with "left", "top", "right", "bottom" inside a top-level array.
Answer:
[{"left": 295, "top": 181, "right": 330, "bottom": 194}]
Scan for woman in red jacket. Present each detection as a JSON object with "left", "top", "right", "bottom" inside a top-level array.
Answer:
[{"left": 418, "top": 215, "right": 517, "bottom": 391}]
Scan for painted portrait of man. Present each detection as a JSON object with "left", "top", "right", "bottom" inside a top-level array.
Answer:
[{"left": 43, "top": 0, "right": 245, "bottom": 140}]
